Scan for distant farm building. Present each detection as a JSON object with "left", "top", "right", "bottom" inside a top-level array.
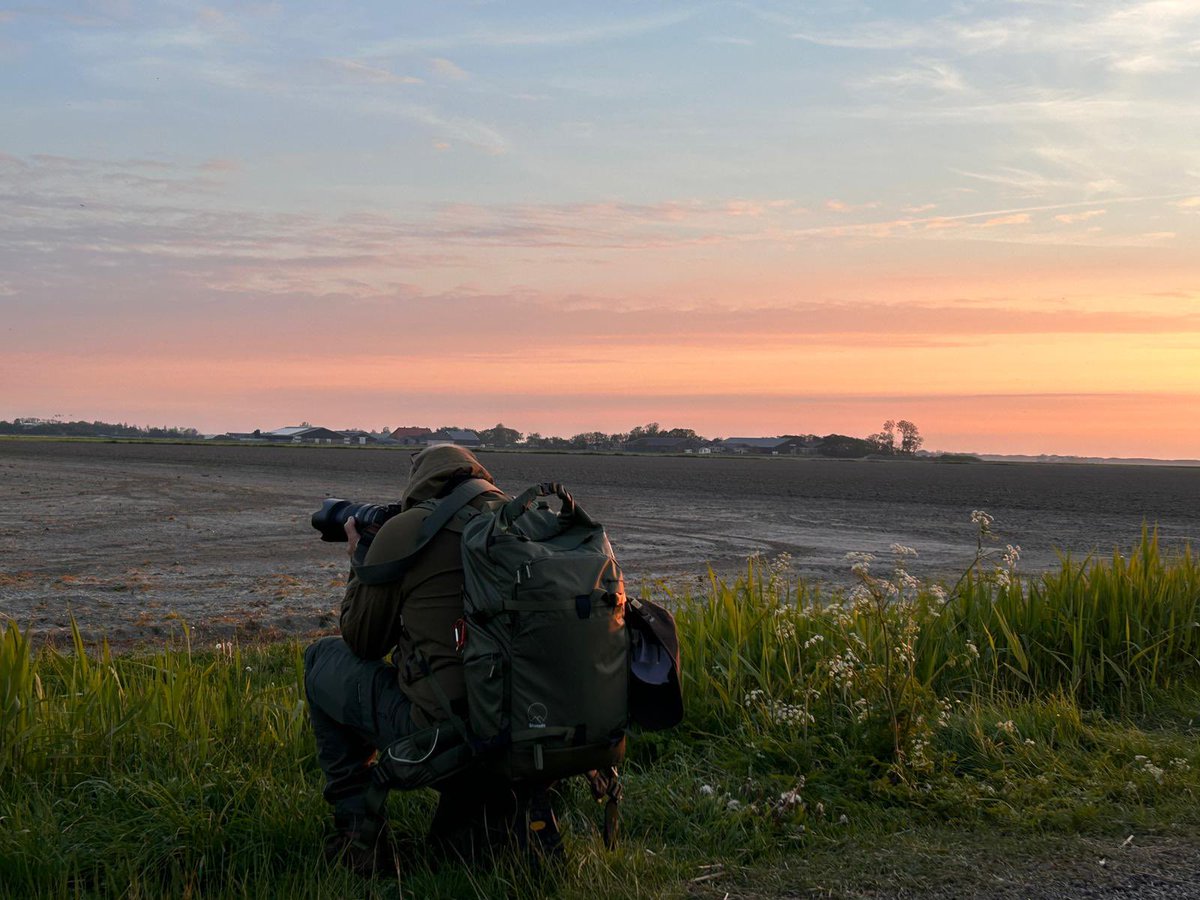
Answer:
[
  {"left": 340, "top": 429, "right": 384, "bottom": 445},
  {"left": 428, "top": 428, "right": 482, "bottom": 447},
  {"left": 623, "top": 436, "right": 705, "bottom": 453},
  {"left": 721, "top": 437, "right": 818, "bottom": 455},
  {"left": 263, "top": 426, "right": 345, "bottom": 444},
  {"left": 390, "top": 426, "right": 433, "bottom": 446}
]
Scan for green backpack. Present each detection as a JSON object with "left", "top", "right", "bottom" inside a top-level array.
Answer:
[
  {"left": 366, "top": 478, "right": 628, "bottom": 849},
  {"left": 456, "top": 481, "right": 628, "bottom": 782}
]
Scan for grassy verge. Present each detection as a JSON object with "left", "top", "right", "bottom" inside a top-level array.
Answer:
[{"left": 2, "top": 531, "right": 1199, "bottom": 898}]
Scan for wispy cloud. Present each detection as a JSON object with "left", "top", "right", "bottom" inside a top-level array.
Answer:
[
  {"left": 363, "top": 11, "right": 695, "bottom": 55},
  {"left": 321, "top": 57, "right": 423, "bottom": 85},
  {"left": 982, "top": 213, "right": 1030, "bottom": 227},
  {"left": 1055, "top": 209, "right": 1106, "bottom": 224},
  {"left": 430, "top": 57, "right": 469, "bottom": 80},
  {"left": 824, "top": 199, "right": 879, "bottom": 213},
  {"left": 855, "top": 59, "right": 968, "bottom": 94},
  {"left": 788, "top": 1, "right": 1200, "bottom": 73},
  {"left": 199, "top": 158, "right": 241, "bottom": 173},
  {"left": 789, "top": 24, "right": 928, "bottom": 50},
  {"left": 954, "top": 165, "right": 1116, "bottom": 197}
]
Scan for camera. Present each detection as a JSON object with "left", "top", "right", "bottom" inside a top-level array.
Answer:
[{"left": 311, "top": 498, "right": 403, "bottom": 542}]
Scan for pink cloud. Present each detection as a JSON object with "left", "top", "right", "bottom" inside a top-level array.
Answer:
[
  {"left": 1054, "top": 209, "right": 1105, "bottom": 224},
  {"left": 982, "top": 213, "right": 1031, "bottom": 227}
]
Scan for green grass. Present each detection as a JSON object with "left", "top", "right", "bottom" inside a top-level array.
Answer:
[{"left": 3, "top": 532, "right": 1200, "bottom": 897}]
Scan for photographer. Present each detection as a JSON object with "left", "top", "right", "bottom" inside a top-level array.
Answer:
[{"left": 303, "top": 444, "right": 508, "bottom": 876}]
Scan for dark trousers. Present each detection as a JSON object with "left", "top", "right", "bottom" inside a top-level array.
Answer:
[
  {"left": 303, "top": 635, "right": 416, "bottom": 824},
  {"left": 304, "top": 635, "right": 517, "bottom": 849}
]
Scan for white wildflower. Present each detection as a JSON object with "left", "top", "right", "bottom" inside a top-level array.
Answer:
[
  {"left": 845, "top": 551, "right": 875, "bottom": 577},
  {"left": 829, "top": 650, "right": 860, "bottom": 689},
  {"left": 743, "top": 689, "right": 765, "bottom": 708},
  {"left": 699, "top": 784, "right": 715, "bottom": 797},
  {"left": 928, "top": 585, "right": 948, "bottom": 603},
  {"left": 965, "top": 641, "right": 980, "bottom": 659},
  {"left": 970, "top": 510, "right": 994, "bottom": 528},
  {"left": 936, "top": 698, "right": 953, "bottom": 728},
  {"left": 1134, "top": 755, "right": 1165, "bottom": 783},
  {"left": 890, "top": 543, "right": 918, "bottom": 558},
  {"left": 803, "top": 634, "right": 824, "bottom": 649},
  {"left": 771, "top": 702, "right": 814, "bottom": 726},
  {"left": 726, "top": 799, "right": 742, "bottom": 812},
  {"left": 774, "top": 608, "right": 797, "bottom": 640},
  {"left": 770, "top": 552, "right": 794, "bottom": 577},
  {"left": 994, "top": 568, "right": 1011, "bottom": 588},
  {"left": 1024, "top": 739, "right": 1035, "bottom": 746},
  {"left": 778, "top": 788, "right": 804, "bottom": 811},
  {"left": 848, "top": 585, "right": 873, "bottom": 612},
  {"left": 1171, "top": 758, "right": 1191, "bottom": 771},
  {"left": 996, "top": 719, "right": 1017, "bottom": 736},
  {"left": 1002, "top": 544, "right": 1021, "bottom": 568},
  {"left": 855, "top": 697, "right": 870, "bottom": 722}
]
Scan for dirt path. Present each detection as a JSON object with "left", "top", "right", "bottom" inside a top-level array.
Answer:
[{"left": 725, "top": 830, "right": 1200, "bottom": 898}]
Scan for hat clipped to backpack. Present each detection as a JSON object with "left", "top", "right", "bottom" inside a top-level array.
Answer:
[{"left": 626, "top": 596, "right": 683, "bottom": 731}]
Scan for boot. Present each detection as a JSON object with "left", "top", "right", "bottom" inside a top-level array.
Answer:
[
  {"left": 323, "top": 814, "right": 398, "bottom": 879},
  {"left": 428, "top": 778, "right": 519, "bottom": 865}
]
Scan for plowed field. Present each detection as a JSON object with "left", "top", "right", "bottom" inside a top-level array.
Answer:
[{"left": 2, "top": 440, "right": 1197, "bottom": 646}]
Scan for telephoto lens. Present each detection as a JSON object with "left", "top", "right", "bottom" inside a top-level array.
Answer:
[{"left": 311, "top": 498, "right": 402, "bottom": 542}]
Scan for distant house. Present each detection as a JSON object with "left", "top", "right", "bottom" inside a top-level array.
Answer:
[
  {"left": 721, "top": 436, "right": 818, "bottom": 455},
  {"left": 263, "top": 425, "right": 345, "bottom": 445},
  {"left": 340, "top": 429, "right": 380, "bottom": 446},
  {"left": 390, "top": 426, "right": 433, "bottom": 446},
  {"left": 428, "top": 428, "right": 481, "bottom": 447},
  {"left": 784, "top": 436, "right": 822, "bottom": 455},
  {"left": 623, "top": 436, "right": 704, "bottom": 453}
]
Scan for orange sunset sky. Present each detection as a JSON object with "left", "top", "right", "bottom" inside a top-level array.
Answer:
[{"left": 2, "top": 3, "right": 1198, "bottom": 457}]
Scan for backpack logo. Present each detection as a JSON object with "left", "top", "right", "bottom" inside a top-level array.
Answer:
[{"left": 527, "top": 702, "right": 548, "bottom": 729}]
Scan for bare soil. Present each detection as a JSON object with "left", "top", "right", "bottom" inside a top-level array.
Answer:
[{"left": 1, "top": 439, "right": 1197, "bottom": 647}]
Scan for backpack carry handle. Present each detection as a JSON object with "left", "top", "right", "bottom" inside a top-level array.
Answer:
[{"left": 502, "top": 482, "right": 594, "bottom": 529}]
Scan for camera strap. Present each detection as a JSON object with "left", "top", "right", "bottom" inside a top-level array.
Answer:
[{"left": 352, "top": 478, "right": 497, "bottom": 585}]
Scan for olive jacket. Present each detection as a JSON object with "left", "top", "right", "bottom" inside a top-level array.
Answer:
[{"left": 339, "top": 444, "right": 505, "bottom": 728}]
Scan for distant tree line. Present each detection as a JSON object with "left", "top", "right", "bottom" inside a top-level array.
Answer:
[
  {"left": 4, "top": 416, "right": 926, "bottom": 459},
  {"left": 460, "top": 420, "right": 925, "bottom": 458},
  {"left": 0, "top": 419, "right": 201, "bottom": 439},
  {"left": 866, "top": 419, "right": 924, "bottom": 455}
]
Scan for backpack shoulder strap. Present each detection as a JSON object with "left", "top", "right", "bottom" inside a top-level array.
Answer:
[{"left": 353, "top": 478, "right": 496, "bottom": 585}]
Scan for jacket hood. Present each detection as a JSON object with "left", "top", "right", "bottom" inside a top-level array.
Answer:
[{"left": 401, "top": 444, "right": 496, "bottom": 509}]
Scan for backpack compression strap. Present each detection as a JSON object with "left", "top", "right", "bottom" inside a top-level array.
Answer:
[{"left": 352, "top": 478, "right": 497, "bottom": 586}]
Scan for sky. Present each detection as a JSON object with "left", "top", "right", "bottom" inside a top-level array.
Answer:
[{"left": 1, "top": 1, "right": 1198, "bottom": 457}]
